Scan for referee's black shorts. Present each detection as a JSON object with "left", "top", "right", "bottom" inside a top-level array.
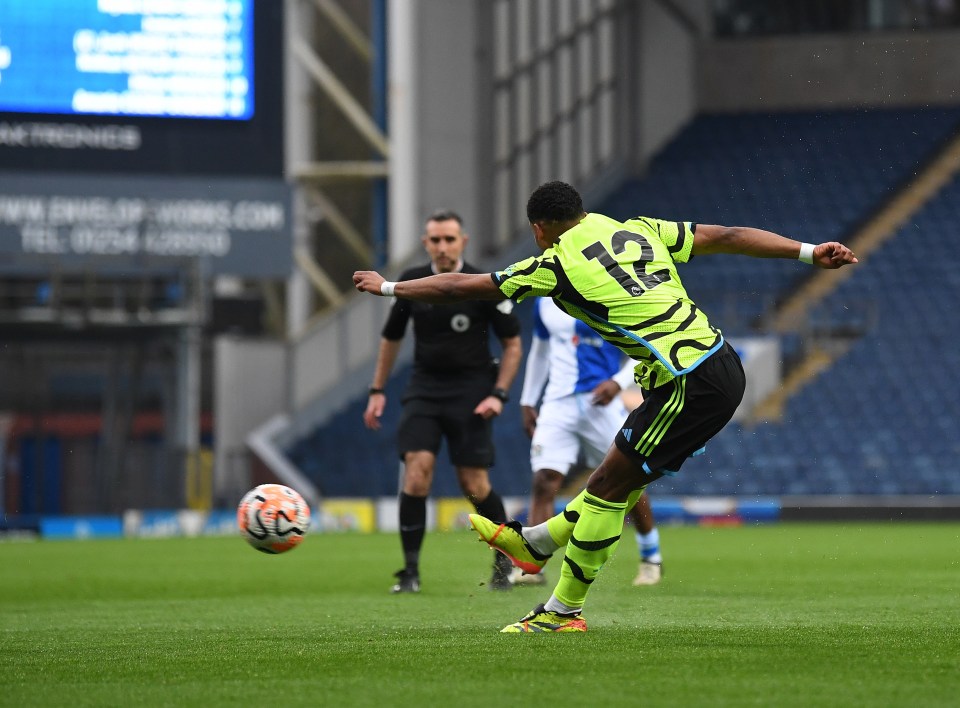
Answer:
[
  {"left": 614, "top": 341, "right": 745, "bottom": 476},
  {"left": 397, "top": 370, "right": 496, "bottom": 468}
]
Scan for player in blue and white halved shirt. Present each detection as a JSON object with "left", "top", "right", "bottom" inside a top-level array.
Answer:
[{"left": 516, "top": 297, "right": 663, "bottom": 587}]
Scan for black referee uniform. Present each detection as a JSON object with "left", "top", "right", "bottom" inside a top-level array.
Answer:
[
  {"left": 384, "top": 262, "right": 521, "bottom": 466},
  {"left": 381, "top": 261, "right": 521, "bottom": 592}
]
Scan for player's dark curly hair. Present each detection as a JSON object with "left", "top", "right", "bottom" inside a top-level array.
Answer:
[{"left": 526, "top": 181, "right": 583, "bottom": 223}]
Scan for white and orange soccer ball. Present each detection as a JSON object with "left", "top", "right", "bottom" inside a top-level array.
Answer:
[{"left": 237, "top": 484, "right": 311, "bottom": 554}]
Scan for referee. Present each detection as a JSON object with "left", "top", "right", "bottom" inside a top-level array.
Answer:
[{"left": 363, "top": 210, "right": 522, "bottom": 593}]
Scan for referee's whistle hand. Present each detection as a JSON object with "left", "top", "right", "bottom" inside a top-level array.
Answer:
[
  {"left": 363, "top": 397, "right": 385, "bottom": 430},
  {"left": 474, "top": 396, "right": 503, "bottom": 420}
]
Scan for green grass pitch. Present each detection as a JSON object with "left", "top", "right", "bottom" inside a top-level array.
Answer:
[{"left": 1, "top": 522, "right": 958, "bottom": 707}]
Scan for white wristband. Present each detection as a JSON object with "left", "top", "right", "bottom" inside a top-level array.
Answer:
[
  {"left": 380, "top": 281, "right": 396, "bottom": 296},
  {"left": 798, "top": 242, "right": 815, "bottom": 264}
]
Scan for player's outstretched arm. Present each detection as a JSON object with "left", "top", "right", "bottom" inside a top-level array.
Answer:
[
  {"left": 353, "top": 270, "right": 506, "bottom": 302},
  {"left": 692, "top": 224, "right": 858, "bottom": 269}
]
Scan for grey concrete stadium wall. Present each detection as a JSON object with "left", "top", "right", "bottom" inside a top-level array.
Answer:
[
  {"left": 387, "top": 0, "right": 485, "bottom": 265},
  {"left": 699, "top": 30, "right": 960, "bottom": 111},
  {"left": 634, "top": 0, "right": 702, "bottom": 164}
]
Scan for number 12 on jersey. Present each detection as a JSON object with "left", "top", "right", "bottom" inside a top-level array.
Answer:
[{"left": 581, "top": 230, "right": 671, "bottom": 296}]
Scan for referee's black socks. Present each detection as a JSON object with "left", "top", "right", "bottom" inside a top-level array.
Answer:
[{"left": 398, "top": 492, "right": 427, "bottom": 572}]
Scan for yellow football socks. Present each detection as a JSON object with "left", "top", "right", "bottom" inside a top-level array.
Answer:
[{"left": 553, "top": 491, "right": 629, "bottom": 609}]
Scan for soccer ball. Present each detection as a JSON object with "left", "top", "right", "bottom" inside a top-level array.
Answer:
[{"left": 237, "top": 484, "right": 311, "bottom": 554}]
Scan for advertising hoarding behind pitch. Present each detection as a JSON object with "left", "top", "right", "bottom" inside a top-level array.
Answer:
[{"left": 0, "top": 172, "right": 292, "bottom": 277}]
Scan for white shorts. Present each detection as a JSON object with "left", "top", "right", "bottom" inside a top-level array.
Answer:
[{"left": 530, "top": 393, "right": 628, "bottom": 476}]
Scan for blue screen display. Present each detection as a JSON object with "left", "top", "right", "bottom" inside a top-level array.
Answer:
[{"left": 0, "top": 0, "right": 254, "bottom": 120}]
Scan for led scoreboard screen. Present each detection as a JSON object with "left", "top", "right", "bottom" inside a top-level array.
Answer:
[
  {"left": 0, "top": 0, "right": 282, "bottom": 176},
  {"left": 0, "top": 0, "right": 254, "bottom": 120}
]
